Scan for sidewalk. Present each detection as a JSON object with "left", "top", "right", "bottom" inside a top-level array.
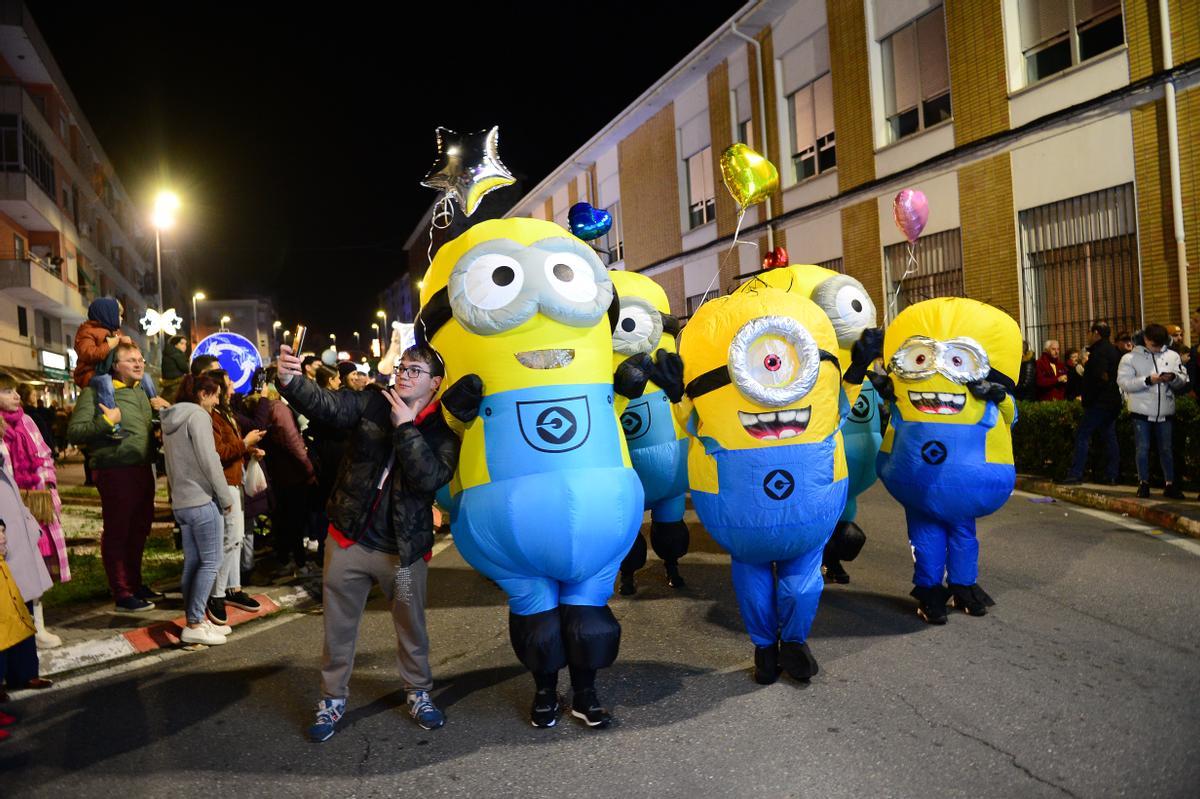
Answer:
[{"left": 1016, "top": 475, "right": 1200, "bottom": 539}]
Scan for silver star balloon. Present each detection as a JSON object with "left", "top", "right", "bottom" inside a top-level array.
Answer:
[{"left": 420, "top": 126, "right": 515, "bottom": 217}]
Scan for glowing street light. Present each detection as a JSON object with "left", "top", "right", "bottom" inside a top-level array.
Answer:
[
  {"left": 191, "top": 291, "right": 206, "bottom": 345},
  {"left": 219, "top": 314, "right": 231, "bottom": 331},
  {"left": 150, "top": 191, "right": 181, "bottom": 327}
]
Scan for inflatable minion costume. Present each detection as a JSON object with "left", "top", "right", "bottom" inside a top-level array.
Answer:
[
  {"left": 677, "top": 286, "right": 877, "bottom": 684},
  {"left": 736, "top": 265, "right": 882, "bottom": 583},
  {"left": 415, "top": 218, "right": 643, "bottom": 728},
  {"left": 873, "top": 298, "right": 1020, "bottom": 624},
  {"left": 608, "top": 270, "right": 690, "bottom": 595}
]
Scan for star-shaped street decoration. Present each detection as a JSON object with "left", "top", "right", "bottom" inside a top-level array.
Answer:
[
  {"left": 420, "top": 126, "right": 515, "bottom": 217},
  {"left": 140, "top": 307, "right": 183, "bottom": 337}
]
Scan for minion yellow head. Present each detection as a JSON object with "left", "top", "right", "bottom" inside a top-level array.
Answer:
[
  {"left": 679, "top": 286, "right": 842, "bottom": 449},
  {"left": 883, "top": 298, "right": 1021, "bottom": 425},
  {"left": 416, "top": 218, "right": 616, "bottom": 393},
  {"left": 608, "top": 270, "right": 679, "bottom": 371}
]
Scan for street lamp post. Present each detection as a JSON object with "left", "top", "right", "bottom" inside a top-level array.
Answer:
[
  {"left": 370, "top": 322, "right": 380, "bottom": 356},
  {"left": 353, "top": 330, "right": 360, "bottom": 349},
  {"left": 376, "top": 309, "right": 387, "bottom": 338},
  {"left": 220, "top": 314, "right": 231, "bottom": 332},
  {"left": 191, "top": 291, "right": 205, "bottom": 346},
  {"left": 273, "top": 320, "right": 282, "bottom": 348}
]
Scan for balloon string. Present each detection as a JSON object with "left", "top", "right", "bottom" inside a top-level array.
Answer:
[
  {"left": 426, "top": 195, "right": 455, "bottom": 265},
  {"left": 696, "top": 209, "right": 758, "bottom": 316},
  {"left": 891, "top": 241, "right": 919, "bottom": 317}
]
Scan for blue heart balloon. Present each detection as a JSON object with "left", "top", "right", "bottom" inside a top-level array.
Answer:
[{"left": 568, "top": 202, "right": 612, "bottom": 242}]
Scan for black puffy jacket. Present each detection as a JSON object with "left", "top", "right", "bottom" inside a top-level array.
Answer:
[{"left": 278, "top": 375, "right": 459, "bottom": 566}]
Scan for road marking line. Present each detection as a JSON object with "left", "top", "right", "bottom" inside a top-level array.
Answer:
[{"left": 1014, "top": 490, "right": 1200, "bottom": 558}]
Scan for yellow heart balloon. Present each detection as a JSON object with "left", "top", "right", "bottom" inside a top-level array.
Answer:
[{"left": 720, "top": 143, "right": 779, "bottom": 210}]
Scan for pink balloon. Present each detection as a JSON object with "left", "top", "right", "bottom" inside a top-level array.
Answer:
[{"left": 893, "top": 189, "right": 929, "bottom": 244}]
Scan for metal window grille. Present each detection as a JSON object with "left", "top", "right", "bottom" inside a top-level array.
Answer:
[
  {"left": 817, "top": 257, "right": 844, "bottom": 274},
  {"left": 594, "top": 200, "right": 624, "bottom": 265},
  {"left": 1019, "top": 182, "right": 1139, "bottom": 353},
  {"left": 685, "top": 289, "right": 719, "bottom": 317},
  {"left": 883, "top": 228, "right": 964, "bottom": 314}
]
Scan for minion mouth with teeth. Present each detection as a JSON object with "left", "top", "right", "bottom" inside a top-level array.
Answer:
[
  {"left": 875, "top": 297, "right": 1021, "bottom": 624},
  {"left": 677, "top": 287, "right": 851, "bottom": 683}
]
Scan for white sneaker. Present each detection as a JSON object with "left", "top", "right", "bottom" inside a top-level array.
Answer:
[
  {"left": 36, "top": 630, "right": 63, "bottom": 649},
  {"left": 206, "top": 619, "right": 232, "bottom": 636},
  {"left": 181, "top": 623, "right": 227, "bottom": 646}
]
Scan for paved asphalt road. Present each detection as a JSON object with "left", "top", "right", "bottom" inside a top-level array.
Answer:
[{"left": 3, "top": 484, "right": 1199, "bottom": 798}]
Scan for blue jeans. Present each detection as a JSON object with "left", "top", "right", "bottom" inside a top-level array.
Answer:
[
  {"left": 1132, "top": 417, "right": 1175, "bottom": 484},
  {"left": 90, "top": 372, "right": 158, "bottom": 410},
  {"left": 176, "top": 501, "right": 223, "bottom": 624},
  {"left": 1067, "top": 406, "right": 1119, "bottom": 481}
]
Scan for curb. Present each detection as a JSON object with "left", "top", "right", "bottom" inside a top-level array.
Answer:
[
  {"left": 1016, "top": 476, "right": 1200, "bottom": 540},
  {"left": 38, "top": 582, "right": 319, "bottom": 678}
]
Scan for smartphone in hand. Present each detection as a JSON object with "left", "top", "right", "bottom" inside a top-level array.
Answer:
[{"left": 293, "top": 324, "right": 307, "bottom": 355}]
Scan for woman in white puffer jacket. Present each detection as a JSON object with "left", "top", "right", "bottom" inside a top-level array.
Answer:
[{"left": 1116, "top": 324, "right": 1190, "bottom": 499}]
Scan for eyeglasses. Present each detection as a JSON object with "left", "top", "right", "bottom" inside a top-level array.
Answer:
[
  {"left": 120, "top": 357, "right": 146, "bottom": 365},
  {"left": 397, "top": 365, "right": 430, "bottom": 379}
]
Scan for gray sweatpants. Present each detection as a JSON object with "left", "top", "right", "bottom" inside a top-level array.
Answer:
[{"left": 320, "top": 542, "right": 431, "bottom": 700}]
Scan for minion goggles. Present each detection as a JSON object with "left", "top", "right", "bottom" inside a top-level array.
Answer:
[{"left": 888, "top": 335, "right": 993, "bottom": 385}]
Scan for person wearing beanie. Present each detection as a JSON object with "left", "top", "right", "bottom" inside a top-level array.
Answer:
[{"left": 72, "top": 297, "right": 158, "bottom": 439}]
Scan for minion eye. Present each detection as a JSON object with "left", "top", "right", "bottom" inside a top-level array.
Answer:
[
  {"left": 464, "top": 253, "right": 525, "bottom": 310},
  {"left": 943, "top": 343, "right": 985, "bottom": 379},
  {"left": 833, "top": 285, "right": 875, "bottom": 329},
  {"left": 896, "top": 341, "right": 937, "bottom": 374},
  {"left": 729, "top": 315, "right": 820, "bottom": 406},
  {"left": 746, "top": 335, "right": 798, "bottom": 387},
  {"left": 544, "top": 252, "right": 598, "bottom": 303},
  {"left": 615, "top": 306, "right": 654, "bottom": 342}
]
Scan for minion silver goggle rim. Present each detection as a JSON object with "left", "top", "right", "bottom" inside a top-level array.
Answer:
[
  {"left": 685, "top": 315, "right": 840, "bottom": 406},
  {"left": 887, "top": 335, "right": 991, "bottom": 384}
]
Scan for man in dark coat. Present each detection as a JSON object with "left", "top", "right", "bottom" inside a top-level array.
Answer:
[
  {"left": 1059, "top": 322, "right": 1123, "bottom": 485},
  {"left": 276, "top": 342, "right": 459, "bottom": 742}
]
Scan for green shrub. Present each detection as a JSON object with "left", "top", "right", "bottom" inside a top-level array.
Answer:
[{"left": 1014, "top": 396, "right": 1199, "bottom": 488}]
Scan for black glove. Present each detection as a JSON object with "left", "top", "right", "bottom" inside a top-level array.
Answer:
[
  {"left": 845, "top": 328, "right": 884, "bottom": 385},
  {"left": 868, "top": 370, "right": 895, "bottom": 403},
  {"left": 441, "top": 374, "right": 484, "bottom": 423},
  {"left": 966, "top": 379, "right": 1007, "bottom": 404},
  {"left": 614, "top": 353, "right": 652, "bottom": 399},
  {"left": 648, "top": 350, "right": 685, "bottom": 403}
]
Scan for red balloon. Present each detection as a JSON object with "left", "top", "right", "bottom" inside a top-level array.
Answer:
[{"left": 762, "top": 246, "right": 789, "bottom": 269}]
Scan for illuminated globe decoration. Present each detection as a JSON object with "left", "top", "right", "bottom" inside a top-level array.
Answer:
[
  {"left": 139, "top": 307, "right": 184, "bottom": 336},
  {"left": 193, "top": 332, "right": 263, "bottom": 395}
]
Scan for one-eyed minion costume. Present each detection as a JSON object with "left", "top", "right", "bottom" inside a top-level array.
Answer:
[
  {"left": 875, "top": 297, "right": 1020, "bottom": 621},
  {"left": 736, "top": 266, "right": 882, "bottom": 580},
  {"left": 677, "top": 286, "right": 858, "bottom": 683},
  {"left": 608, "top": 270, "right": 690, "bottom": 593},
  {"left": 415, "top": 218, "right": 643, "bottom": 702}
]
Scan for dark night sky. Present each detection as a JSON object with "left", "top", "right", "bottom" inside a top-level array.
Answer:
[{"left": 26, "top": 1, "right": 744, "bottom": 345}]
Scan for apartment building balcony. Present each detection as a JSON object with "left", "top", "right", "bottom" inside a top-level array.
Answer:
[{"left": 0, "top": 254, "right": 87, "bottom": 321}]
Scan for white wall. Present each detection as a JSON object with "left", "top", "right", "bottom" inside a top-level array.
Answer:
[
  {"left": 1009, "top": 48, "right": 1130, "bottom": 127},
  {"left": 596, "top": 146, "right": 620, "bottom": 209},
  {"left": 1010, "top": 113, "right": 1136, "bottom": 211},
  {"left": 683, "top": 253, "right": 721, "bottom": 297},
  {"left": 780, "top": 210, "right": 843, "bottom": 264},
  {"left": 874, "top": 121, "right": 956, "bottom": 178}
]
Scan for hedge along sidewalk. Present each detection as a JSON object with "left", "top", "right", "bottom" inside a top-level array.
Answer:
[{"left": 1016, "top": 475, "right": 1200, "bottom": 540}]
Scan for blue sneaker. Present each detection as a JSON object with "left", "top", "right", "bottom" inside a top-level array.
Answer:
[
  {"left": 307, "top": 698, "right": 345, "bottom": 742},
  {"left": 407, "top": 690, "right": 445, "bottom": 730}
]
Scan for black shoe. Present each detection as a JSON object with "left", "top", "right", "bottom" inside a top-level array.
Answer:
[
  {"left": 206, "top": 597, "right": 228, "bottom": 626},
  {"left": 664, "top": 561, "right": 687, "bottom": 590},
  {"left": 948, "top": 583, "right": 995, "bottom": 617},
  {"left": 570, "top": 690, "right": 612, "bottom": 729},
  {"left": 753, "top": 643, "right": 780, "bottom": 685},
  {"left": 225, "top": 590, "right": 261, "bottom": 612},
  {"left": 115, "top": 596, "right": 155, "bottom": 612},
  {"left": 911, "top": 585, "right": 949, "bottom": 625},
  {"left": 1136, "top": 482, "right": 1150, "bottom": 498},
  {"left": 1163, "top": 484, "right": 1185, "bottom": 500},
  {"left": 530, "top": 690, "right": 560, "bottom": 728},
  {"left": 823, "top": 561, "right": 850, "bottom": 584},
  {"left": 618, "top": 572, "right": 637, "bottom": 596},
  {"left": 1056, "top": 476, "right": 1083, "bottom": 485},
  {"left": 779, "top": 641, "right": 819, "bottom": 682},
  {"left": 135, "top": 585, "right": 166, "bottom": 601}
]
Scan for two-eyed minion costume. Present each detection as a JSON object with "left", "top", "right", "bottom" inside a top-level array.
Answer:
[
  {"left": 609, "top": 270, "right": 690, "bottom": 589},
  {"left": 416, "top": 218, "right": 642, "bottom": 681},
  {"left": 736, "top": 266, "right": 882, "bottom": 575},
  {"left": 876, "top": 298, "right": 1020, "bottom": 602},
  {"left": 677, "top": 287, "right": 857, "bottom": 680}
]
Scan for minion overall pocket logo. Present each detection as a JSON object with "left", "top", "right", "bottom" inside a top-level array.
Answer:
[
  {"left": 517, "top": 395, "right": 591, "bottom": 453},
  {"left": 851, "top": 394, "right": 871, "bottom": 421},
  {"left": 620, "top": 401, "right": 651, "bottom": 441},
  {"left": 921, "top": 440, "right": 948, "bottom": 465},
  {"left": 763, "top": 469, "right": 796, "bottom": 500}
]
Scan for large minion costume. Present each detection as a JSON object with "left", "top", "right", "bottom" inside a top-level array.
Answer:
[
  {"left": 737, "top": 266, "right": 882, "bottom": 583},
  {"left": 677, "top": 286, "right": 858, "bottom": 684},
  {"left": 875, "top": 298, "right": 1020, "bottom": 624},
  {"left": 415, "top": 218, "right": 643, "bottom": 727},
  {"left": 608, "top": 270, "right": 690, "bottom": 594}
]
